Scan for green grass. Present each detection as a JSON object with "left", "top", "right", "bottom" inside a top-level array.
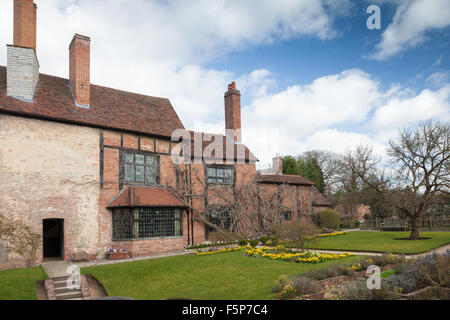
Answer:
[
  {"left": 297, "top": 231, "right": 450, "bottom": 254},
  {"left": 0, "top": 266, "right": 48, "bottom": 300},
  {"left": 82, "top": 252, "right": 363, "bottom": 300},
  {"left": 380, "top": 269, "right": 395, "bottom": 278}
]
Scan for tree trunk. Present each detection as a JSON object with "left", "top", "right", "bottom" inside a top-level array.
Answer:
[{"left": 409, "top": 216, "right": 420, "bottom": 240}]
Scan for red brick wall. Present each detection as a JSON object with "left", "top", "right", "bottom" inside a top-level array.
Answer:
[
  {"left": 99, "top": 131, "right": 187, "bottom": 257},
  {"left": 224, "top": 84, "right": 242, "bottom": 143},
  {"left": 13, "top": 0, "right": 37, "bottom": 51},
  {"left": 69, "top": 35, "right": 90, "bottom": 107}
]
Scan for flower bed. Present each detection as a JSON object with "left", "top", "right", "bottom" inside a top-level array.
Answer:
[
  {"left": 244, "top": 246, "right": 355, "bottom": 264},
  {"left": 106, "top": 249, "right": 131, "bottom": 260},
  {"left": 194, "top": 246, "right": 246, "bottom": 256}
]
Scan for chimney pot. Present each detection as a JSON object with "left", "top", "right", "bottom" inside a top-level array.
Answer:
[{"left": 69, "top": 34, "right": 91, "bottom": 108}]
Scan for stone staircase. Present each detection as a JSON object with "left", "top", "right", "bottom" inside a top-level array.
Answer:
[
  {"left": 42, "top": 261, "right": 90, "bottom": 300},
  {"left": 52, "top": 275, "right": 83, "bottom": 300}
]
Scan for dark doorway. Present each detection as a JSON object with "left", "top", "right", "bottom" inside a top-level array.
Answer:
[{"left": 43, "top": 219, "right": 64, "bottom": 259}]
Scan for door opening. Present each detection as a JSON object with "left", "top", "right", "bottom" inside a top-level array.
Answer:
[{"left": 43, "top": 219, "right": 64, "bottom": 259}]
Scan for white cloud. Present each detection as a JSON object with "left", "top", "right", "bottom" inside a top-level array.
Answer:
[
  {"left": 426, "top": 71, "right": 449, "bottom": 86},
  {"left": 368, "top": 0, "right": 450, "bottom": 60},
  {"left": 243, "top": 69, "right": 382, "bottom": 138},
  {"left": 371, "top": 85, "right": 450, "bottom": 129},
  {"left": 236, "top": 68, "right": 449, "bottom": 168},
  {"left": 302, "top": 129, "right": 386, "bottom": 155}
]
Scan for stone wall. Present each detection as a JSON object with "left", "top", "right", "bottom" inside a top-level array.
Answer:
[
  {"left": 0, "top": 114, "right": 100, "bottom": 268},
  {"left": 6, "top": 45, "right": 39, "bottom": 102}
]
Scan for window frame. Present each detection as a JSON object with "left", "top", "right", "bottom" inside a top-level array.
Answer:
[
  {"left": 112, "top": 207, "right": 183, "bottom": 241},
  {"left": 281, "top": 211, "right": 292, "bottom": 222},
  {"left": 205, "top": 164, "right": 235, "bottom": 185},
  {"left": 119, "top": 150, "right": 160, "bottom": 187}
]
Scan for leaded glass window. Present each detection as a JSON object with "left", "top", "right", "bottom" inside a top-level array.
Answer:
[
  {"left": 123, "top": 152, "right": 157, "bottom": 185},
  {"left": 112, "top": 208, "right": 182, "bottom": 240},
  {"left": 207, "top": 166, "right": 233, "bottom": 184}
]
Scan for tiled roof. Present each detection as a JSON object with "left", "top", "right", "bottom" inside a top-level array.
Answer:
[
  {"left": 312, "top": 187, "right": 332, "bottom": 207},
  {"left": 0, "top": 66, "right": 185, "bottom": 138},
  {"left": 257, "top": 174, "right": 314, "bottom": 186},
  {"left": 177, "top": 131, "right": 258, "bottom": 163},
  {"left": 107, "top": 186, "right": 187, "bottom": 208}
]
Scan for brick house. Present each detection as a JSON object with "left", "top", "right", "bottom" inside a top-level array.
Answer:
[{"left": 0, "top": 0, "right": 330, "bottom": 269}]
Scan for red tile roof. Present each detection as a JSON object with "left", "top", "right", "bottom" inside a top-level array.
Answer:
[
  {"left": 185, "top": 131, "right": 258, "bottom": 163},
  {"left": 0, "top": 66, "right": 185, "bottom": 138},
  {"left": 312, "top": 187, "right": 332, "bottom": 207},
  {"left": 107, "top": 186, "right": 187, "bottom": 208},
  {"left": 257, "top": 174, "right": 314, "bottom": 186}
]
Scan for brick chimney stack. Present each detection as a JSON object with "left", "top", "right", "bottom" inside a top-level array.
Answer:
[
  {"left": 224, "top": 81, "right": 242, "bottom": 143},
  {"left": 273, "top": 156, "right": 283, "bottom": 175},
  {"left": 13, "top": 0, "right": 37, "bottom": 51},
  {"left": 7, "top": 0, "right": 39, "bottom": 102},
  {"left": 69, "top": 34, "right": 91, "bottom": 108}
]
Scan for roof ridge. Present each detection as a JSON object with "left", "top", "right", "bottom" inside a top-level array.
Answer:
[{"left": 0, "top": 65, "right": 171, "bottom": 102}]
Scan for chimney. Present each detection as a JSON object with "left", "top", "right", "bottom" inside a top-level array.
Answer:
[
  {"left": 14, "top": 0, "right": 37, "bottom": 51},
  {"left": 69, "top": 34, "right": 91, "bottom": 108},
  {"left": 224, "top": 81, "right": 242, "bottom": 143},
  {"left": 7, "top": 0, "right": 39, "bottom": 102},
  {"left": 273, "top": 156, "right": 283, "bottom": 175}
]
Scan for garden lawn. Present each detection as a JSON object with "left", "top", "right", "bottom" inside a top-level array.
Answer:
[
  {"left": 300, "top": 231, "right": 450, "bottom": 254},
  {"left": 0, "top": 266, "right": 47, "bottom": 300},
  {"left": 81, "top": 252, "right": 363, "bottom": 300}
]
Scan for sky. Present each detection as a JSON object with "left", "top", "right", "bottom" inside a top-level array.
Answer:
[{"left": 0, "top": 0, "right": 449, "bottom": 169}]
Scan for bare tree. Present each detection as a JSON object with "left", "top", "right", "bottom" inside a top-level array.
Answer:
[
  {"left": 304, "top": 150, "right": 343, "bottom": 196},
  {"left": 173, "top": 164, "right": 302, "bottom": 242},
  {"left": 344, "top": 121, "right": 450, "bottom": 239},
  {"left": 0, "top": 214, "right": 40, "bottom": 267}
]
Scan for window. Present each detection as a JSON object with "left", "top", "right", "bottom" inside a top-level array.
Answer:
[
  {"left": 207, "top": 166, "right": 233, "bottom": 184},
  {"left": 123, "top": 152, "right": 157, "bottom": 185},
  {"left": 113, "top": 208, "right": 182, "bottom": 240},
  {"left": 205, "top": 205, "right": 233, "bottom": 239},
  {"left": 281, "top": 211, "right": 292, "bottom": 222}
]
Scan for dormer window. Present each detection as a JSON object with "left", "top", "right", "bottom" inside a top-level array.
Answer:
[{"left": 121, "top": 151, "right": 159, "bottom": 185}]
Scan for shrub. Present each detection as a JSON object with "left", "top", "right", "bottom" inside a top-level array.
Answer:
[
  {"left": 393, "top": 263, "right": 405, "bottom": 275},
  {"left": 337, "top": 278, "right": 391, "bottom": 300},
  {"left": 388, "top": 250, "right": 450, "bottom": 294},
  {"left": 272, "top": 275, "right": 290, "bottom": 293},
  {"left": 249, "top": 239, "right": 259, "bottom": 247},
  {"left": 303, "top": 263, "right": 354, "bottom": 281},
  {"left": 274, "top": 275, "right": 319, "bottom": 299},
  {"left": 292, "top": 277, "right": 319, "bottom": 296},
  {"left": 317, "top": 209, "right": 340, "bottom": 230},
  {"left": 238, "top": 240, "right": 248, "bottom": 246},
  {"left": 259, "top": 237, "right": 270, "bottom": 245},
  {"left": 208, "top": 231, "right": 242, "bottom": 245},
  {"left": 321, "top": 227, "right": 333, "bottom": 234},
  {"left": 273, "top": 222, "right": 320, "bottom": 251},
  {"left": 0, "top": 215, "right": 40, "bottom": 267},
  {"left": 373, "top": 253, "right": 405, "bottom": 267}
]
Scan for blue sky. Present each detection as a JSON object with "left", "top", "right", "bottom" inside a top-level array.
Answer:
[
  {"left": 0, "top": 0, "right": 449, "bottom": 168},
  {"left": 211, "top": 1, "right": 449, "bottom": 114}
]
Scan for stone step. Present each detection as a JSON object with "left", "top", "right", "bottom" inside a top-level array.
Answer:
[
  {"left": 51, "top": 275, "right": 71, "bottom": 282},
  {"left": 53, "top": 280, "right": 69, "bottom": 289},
  {"left": 55, "top": 291, "right": 82, "bottom": 300},
  {"left": 55, "top": 287, "right": 82, "bottom": 295}
]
